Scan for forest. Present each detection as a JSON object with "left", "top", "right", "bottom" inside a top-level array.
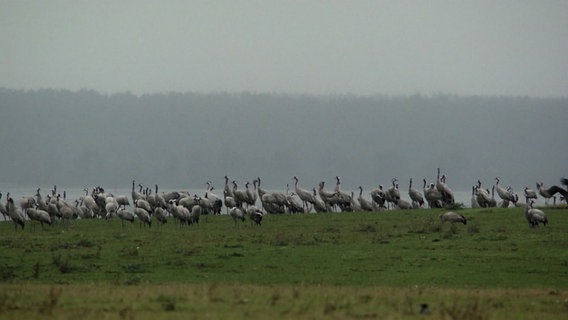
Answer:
[{"left": 0, "top": 88, "right": 566, "bottom": 192}]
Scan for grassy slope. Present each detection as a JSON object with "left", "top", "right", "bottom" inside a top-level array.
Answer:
[{"left": 1, "top": 207, "right": 568, "bottom": 318}]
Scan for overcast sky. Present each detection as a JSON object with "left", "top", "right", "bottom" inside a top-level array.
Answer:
[{"left": 1, "top": 0, "right": 567, "bottom": 97}]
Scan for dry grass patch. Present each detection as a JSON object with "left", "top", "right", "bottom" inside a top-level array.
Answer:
[{"left": 0, "top": 284, "right": 567, "bottom": 319}]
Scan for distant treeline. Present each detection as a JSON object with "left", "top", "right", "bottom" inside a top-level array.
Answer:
[{"left": 0, "top": 88, "right": 566, "bottom": 191}]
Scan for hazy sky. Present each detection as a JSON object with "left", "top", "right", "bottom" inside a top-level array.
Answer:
[{"left": 1, "top": 0, "right": 567, "bottom": 97}]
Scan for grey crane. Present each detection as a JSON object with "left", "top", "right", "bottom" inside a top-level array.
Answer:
[
  {"left": 396, "top": 197, "right": 413, "bottom": 210},
  {"left": 134, "top": 207, "right": 152, "bottom": 228},
  {"left": 57, "top": 195, "right": 78, "bottom": 223},
  {"left": 470, "top": 186, "right": 480, "bottom": 208},
  {"left": 524, "top": 198, "right": 547, "bottom": 228},
  {"left": 134, "top": 198, "right": 152, "bottom": 213},
  {"left": 224, "top": 176, "right": 234, "bottom": 198},
  {"left": 312, "top": 188, "right": 328, "bottom": 213},
  {"left": 318, "top": 181, "right": 338, "bottom": 212},
  {"left": 537, "top": 181, "right": 568, "bottom": 205},
  {"left": 256, "top": 177, "right": 268, "bottom": 199},
  {"left": 408, "top": 178, "right": 424, "bottom": 208},
  {"left": 249, "top": 208, "right": 263, "bottom": 226},
  {"left": 524, "top": 187, "right": 537, "bottom": 200},
  {"left": 204, "top": 190, "right": 223, "bottom": 215},
  {"left": 488, "top": 185, "right": 497, "bottom": 208},
  {"left": 27, "top": 205, "right": 52, "bottom": 230},
  {"left": 5, "top": 197, "right": 25, "bottom": 230},
  {"left": 229, "top": 207, "right": 245, "bottom": 225},
  {"left": 436, "top": 168, "right": 455, "bottom": 205},
  {"left": 423, "top": 179, "right": 443, "bottom": 208},
  {"left": 439, "top": 211, "right": 467, "bottom": 225},
  {"left": 117, "top": 208, "right": 135, "bottom": 229},
  {"left": 195, "top": 195, "right": 214, "bottom": 216},
  {"left": 115, "top": 194, "right": 130, "bottom": 209},
  {"left": 475, "top": 180, "right": 491, "bottom": 208},
  {"left": 385, "top": 178, "right": 400, "bottom": 208},
  {"left": 357, "top": 186, "right": 374, "bottom": 212},
  {"left": 82, "top": 189, "right": 100, "bottom": 217},
  {"left": 223, "top": 189, "right": 237, "bottom": 214},
  {"left": 334, "top": 176, "right": 352, "bottom": 206},
  {"left": 494, "top": 177, "right": 516, "bottom": 203},
  {"left": 245, "top": 181, "right": 257, "bottom": 207},
  {"left": 293, "top": 176, "right": 315, "bottom": 210},
  {"left": 131, "top": 180, "right": 144, "bottom": 204},
  {"left": 232, "top": 181, "right": 249, "bottom": 208},
  {"left": 189, "top": 204, "right": 202, "bottom": 225},
  {"left": 0, "top": 192, "right": 8, "bottom": 220},
  {"left": 370, "top": 185, "right": 386, "bottom": 209},
  {"left": 153, "top": 206, "right": 168, "bottom": 228}
]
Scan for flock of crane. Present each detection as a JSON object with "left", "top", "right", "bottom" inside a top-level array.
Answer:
[{"left": 1, "top": 168, "right": 567, "bottom": 231}]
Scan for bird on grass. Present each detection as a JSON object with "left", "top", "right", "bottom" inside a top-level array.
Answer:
[{"left": 439, "top": 211, "right": 467, "bottom": 225}]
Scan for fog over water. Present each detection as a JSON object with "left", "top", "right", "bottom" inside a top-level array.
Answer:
[{"left": 1, "top": 89, "right": 566, "bottom": 208}]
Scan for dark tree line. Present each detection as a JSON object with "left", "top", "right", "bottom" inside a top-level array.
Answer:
[{"left": 0, "top": 88, "right": 566, "bottom": 191}]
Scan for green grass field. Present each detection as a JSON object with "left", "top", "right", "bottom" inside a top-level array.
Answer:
[{"left": 1, "top": 206, "right": 568, "bottom": 319}]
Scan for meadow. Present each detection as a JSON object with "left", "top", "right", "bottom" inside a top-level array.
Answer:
[{"left": 1, "top": 206, "right": 567, "bottom": 319}]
